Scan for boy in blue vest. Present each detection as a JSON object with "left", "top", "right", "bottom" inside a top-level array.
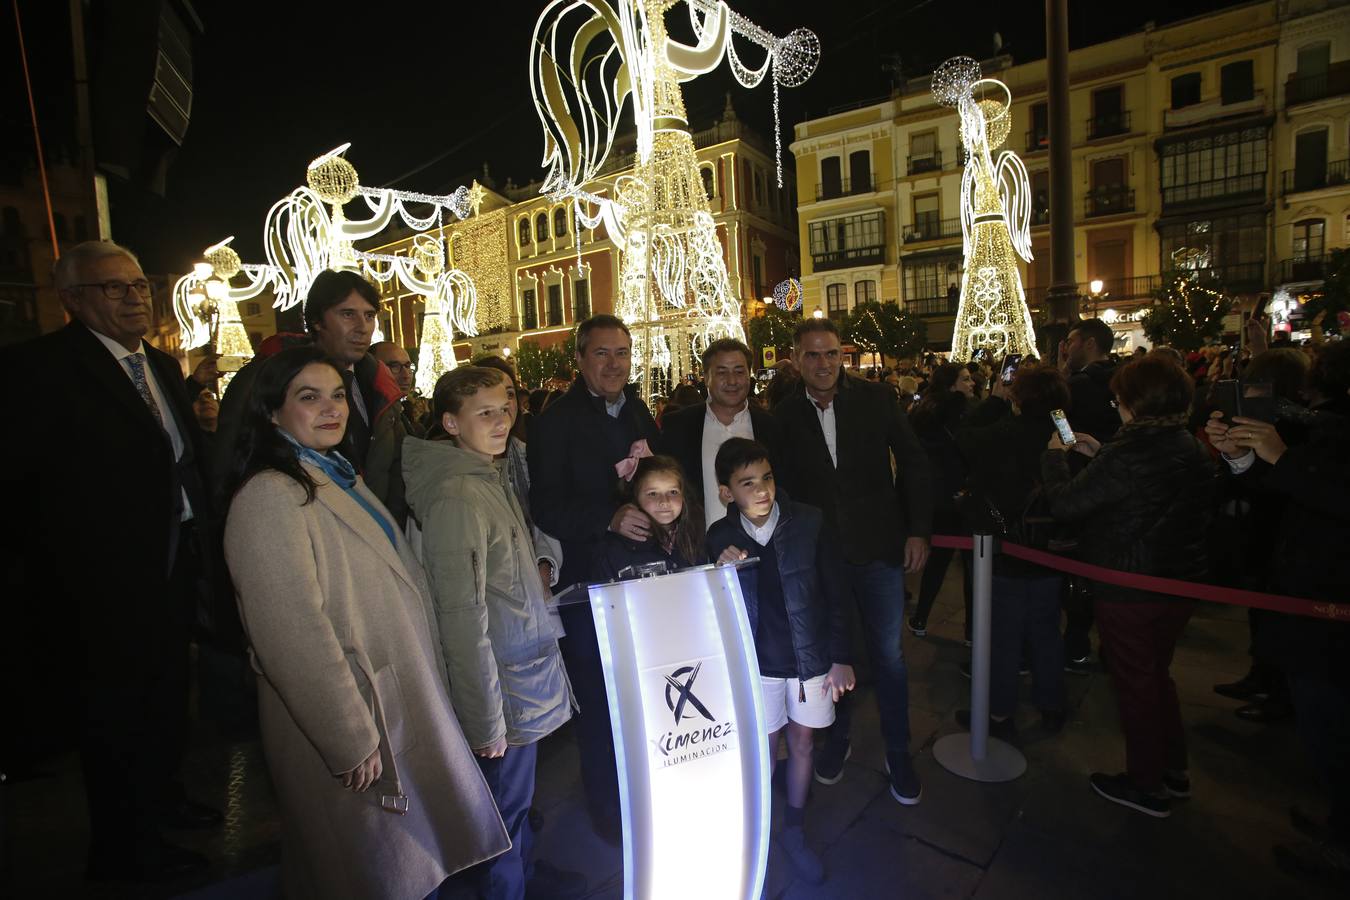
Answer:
[{"left": 706, "top": 437, "right": 854, "bottom": 885}]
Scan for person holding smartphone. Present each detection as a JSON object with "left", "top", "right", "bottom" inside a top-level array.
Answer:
[{"left": 1041, "top": 356, "right": 1217, "bottom": 819}]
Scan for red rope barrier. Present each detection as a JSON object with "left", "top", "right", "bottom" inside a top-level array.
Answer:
[{"left": 928, "top": 535, "right": 1348, "bottom": 622}]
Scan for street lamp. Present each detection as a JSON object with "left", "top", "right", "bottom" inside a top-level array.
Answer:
[
  {"left": 812, "top": 308, "right": 824, "bottom": 319},
  {"left": 1087, "top": 279, "right": 1109, "bottom": 318}
]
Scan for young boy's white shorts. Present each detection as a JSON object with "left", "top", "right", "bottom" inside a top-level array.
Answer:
[{"left": 760, "top": 673, "right": 835, "bottom": 732}]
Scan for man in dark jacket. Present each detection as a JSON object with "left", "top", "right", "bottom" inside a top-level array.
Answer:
[
  {"left": 213, "top": 270, "right": 408, "bottom": 520},
  {"left": 658, "top": 337, "right": 780, "bottom": 530},
  {"left": 527, "top": 314, "right": 659, "bottom": 839},
  {"left": 1207, "top": 395, "right": 1350, "bottom": 882},
  {"left": 0, "top": 241, "right": 220, "bottom": 882},
  {"left": 773, "top": 318, "right": 933, "bottom": 805},
  {"left": 1059, "top": 316, "right": 1120, "bottom": 670}
]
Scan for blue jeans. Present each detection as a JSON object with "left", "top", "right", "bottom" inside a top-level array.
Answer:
[
  {"left": 474, "top": 743, "right": 537, "bottom": 900},
  {"left": 827, "top": 560, "right": 911, "bottom": 757},
  {"left": 990, "top": 573, "right": 1066, "bottom": 718}
]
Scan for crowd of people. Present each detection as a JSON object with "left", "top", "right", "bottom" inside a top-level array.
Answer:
[{"left": 3, "top": 240, "right": 1347, "bottom": 898}]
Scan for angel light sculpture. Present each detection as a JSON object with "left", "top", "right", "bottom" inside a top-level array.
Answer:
[
  {"left": 173, "top": 144, "right": 481, "bottom": 393},
  {"left": 933, "top": 57, "right": 1038, "bottom": 361},
  {"left": 532, "top": 0, "right": 819, "bottom": 397}
]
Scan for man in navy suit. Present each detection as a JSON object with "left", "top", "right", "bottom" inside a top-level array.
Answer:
[{"left": 0, "top": 241, "right": 220, "bottom": 883}]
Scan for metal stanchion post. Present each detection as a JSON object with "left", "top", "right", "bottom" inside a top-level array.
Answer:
[{"left": 934, "top": 533, "right": 1027, "bottom": 782}]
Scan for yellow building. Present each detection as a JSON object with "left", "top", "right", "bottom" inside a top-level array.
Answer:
[
  {"left": 366, "top": 100, "right": 800, "bottom": 367},
  {"left": 791, "top": 0, "right": 1349, "bottom": 352}
]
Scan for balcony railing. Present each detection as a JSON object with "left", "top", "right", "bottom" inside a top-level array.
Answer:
[
  {"left": 1085, "top": 187, "right": 1136, "bottom": 218},
  {"left": 816, "top": 173, "right": 877, "bottom": 201},
  {"left": 1161, "top": 172, "right": 1266, "bottom": 208},
  {"left": 905, "top": 294, "right": 960, "bottom": 316},
  {"left": 903, "top": 217, "right": 962, "bottom": 244},
  {"left": 1025, "top": 130, "right": 1049, "bottom": 154},
  {"left": 1279, "top": 256, "right": 1331, "bottom": 284},
  {"left": 1286, "top": 61, "right": 1350, "bottom": 107},
  {"left": 812, "top": 244, "right": 887, "bottom": 272},
  {"left": 1281, "top": 159, "right": 1350, "bottom": 195},
  {"left": 908, "top": 151, "right": 943, "bottom": 175},
  {"left": 1025, "top": 275, "right": 1163, "bottom": 311},
  {"left": 1087, "top": 110, "right": 1131, "bottom": 140}
]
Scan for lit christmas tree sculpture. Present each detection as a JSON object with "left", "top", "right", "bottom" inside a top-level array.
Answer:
[
  {"left": 933, "top": 57, "right": 1038, "bottom": 362},
  {"left": 531, "top": 0, "right": 819, "bottom": 398}
]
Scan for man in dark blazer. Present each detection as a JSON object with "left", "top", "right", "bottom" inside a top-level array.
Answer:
[
  {"left": 0, "top": 241, "right": 219, "bottom": 883},
  {"left": 658, "top": 337, "right": 780, "bottom": 530},
  {"left": 773, "top": 317, "right": 933, "bottom": 806},
  {"left": 528, "top": 313, "right": 659, "bottom": 841}
]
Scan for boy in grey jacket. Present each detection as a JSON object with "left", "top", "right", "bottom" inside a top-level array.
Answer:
[{"left": 403, "top": 366, "right": 575, "bottom": 900}]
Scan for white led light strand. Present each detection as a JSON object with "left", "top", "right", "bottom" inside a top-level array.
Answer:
[
  {"left": 934, "top": 57, "right": 1038, "bottom": 361},
  {"left": 531, "top": 0, "right": 819, "bottom": 400}
]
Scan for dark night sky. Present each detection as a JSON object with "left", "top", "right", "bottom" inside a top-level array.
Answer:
[{"left": 9, "top": 0, "right": 1248, "bottom": 273}]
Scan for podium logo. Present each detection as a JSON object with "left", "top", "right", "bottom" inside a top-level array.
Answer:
[
  {"left": 663, "top": 663, "right": 715, "bottom": 726},
  {"left": 652, "top": 662, "right": 736, "bottom": 767}
]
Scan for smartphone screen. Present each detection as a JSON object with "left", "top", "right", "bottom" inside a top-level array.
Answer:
[
  {"left": 1000, "top": 353, "right": 1023, "bottom": 385},
  {"left": 1050, "top": 409, "right": 1076, "bottom": 445},
  {"left": 1240, "top": 381, "right": 1275, "bottom": 423},
  {"left": 1213, "top": 379, "right": 1240, "bottom": 425}
]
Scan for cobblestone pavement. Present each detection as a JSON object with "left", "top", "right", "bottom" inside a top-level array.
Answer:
[{"left": 2, "top": 571, "right": 1339, "bottom": 899}]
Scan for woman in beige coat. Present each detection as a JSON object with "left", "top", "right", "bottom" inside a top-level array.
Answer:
[{"left": 223, "top": 346, "right": 509, "bottom": 900}]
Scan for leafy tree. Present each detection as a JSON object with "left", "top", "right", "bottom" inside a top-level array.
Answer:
[
  {"left": 1140, "top": 272, "right": 1234, "bottom": 351},
  {"left": 1301, "top": 247, "right": 1350, "bottom": 336},
  {"left": 515, "top": 339, "right": 573, "bottom": 389},
  {"left": 842, "top": 301, "right": 927, "bottom": 363},
  {"left": 746, "top": 304, "right": 801, "bottom": 364}
]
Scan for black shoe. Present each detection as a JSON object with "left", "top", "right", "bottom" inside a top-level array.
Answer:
[
  {"left": 1290, "top": 806, "right": 1333, "bottom": 841},
  {"left": 1088, "top": 772, "right": 1170, "bottom": 818},
  {"left": 955, "top": 709, "right": 1018, "bottom": 743},
  {"left": 1273, "top": 840, "right": 1350, "bottom": 887},
  {"left": 775, "top": 825, "right": 825, "bottom": 885},
  {"left": 87, "top": 840, "right": 209, "bottom": 883},
  {"left": 526, "top": 860, "right": 589, "bottom": 899},
  {"left": 160, "top": 798, "right": 224, "bottom": 830},
  {"left": 1162, "top": 770, "right": 1191, "bottom": 799},
  {"left": 1235, "top": 696, "right": 1294, "bottom": 723},
  {"left": 907, "top": 615, "right": 927, "bottom": 637},
  {"left": 1065, "top": 655, "right": 1093, "bottom": 676},
  {"left": 884, "top": 754, "right": 922, "bottom": 806},
  {"left": 1039, "top": 709, "right": 1067, "bottom": 734},
  {"left": 1213, "top": 670, "right": 1269, "bottom": 701},
  {"left": 813, "top": 741, "right": 851, "bottom": 785}
]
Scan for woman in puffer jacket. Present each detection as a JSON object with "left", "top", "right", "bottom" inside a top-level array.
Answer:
[{"left": 1041, "top": 355, "right": 1217, "bottom": 820}]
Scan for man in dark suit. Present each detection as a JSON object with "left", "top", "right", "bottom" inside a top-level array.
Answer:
[
  {"left": 528, "top": 314, "right": 659, "bottom": 840},
  {"left": 658, "top": 337, "right": 780, "bottom": 530},
  {"left": 0, "top": 241, "right": 220, "bottom": 882},
  {"left": 773, "top": 317, "right": 933, "bottom": 805}
]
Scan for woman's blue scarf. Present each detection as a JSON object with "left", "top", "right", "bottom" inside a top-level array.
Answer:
[{"left": 279, "top": 429, "right": 397, "bottom": 547}]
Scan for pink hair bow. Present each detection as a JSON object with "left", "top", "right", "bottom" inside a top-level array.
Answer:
[{"left": 614, "top": 439, "right": 653, "bottom": 482}]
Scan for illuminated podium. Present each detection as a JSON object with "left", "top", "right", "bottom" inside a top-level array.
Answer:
[{"left": 564, "top": 563, "right": 770, "bottom": 900}]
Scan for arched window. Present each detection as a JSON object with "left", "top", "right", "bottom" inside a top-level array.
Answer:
[
  {"left": 553, "top": 207, "right": 568, "bottom": 237},
  {"left": 701, "top": 166, "right": 715, "bottom": 200},
  {"left": 535, "top": 212, "right": 549, "bottom": 243},
  {"left": 518, "top": 217, "right": 531, "bottom": 246}
]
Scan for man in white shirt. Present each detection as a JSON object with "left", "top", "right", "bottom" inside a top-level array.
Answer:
[
  {"left": 657, "top": 338, "right": 780, "bottom": 530},
  {"left": 0, "top": 241, "right": 220, "bottom": 883}
]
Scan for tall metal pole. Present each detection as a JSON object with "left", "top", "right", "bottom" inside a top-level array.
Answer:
[{"left": 1045, "top": 0, "right": 1079, "bottom": 346}]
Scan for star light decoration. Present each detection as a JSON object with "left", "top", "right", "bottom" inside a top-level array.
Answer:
[
  {"left": 172, "top": 144, "right": 483, "bottom": 391},
  {"left": 531, "top": 0, "right": 819, "bottom": 400},
  {"left": 933, "top": 57, "right": 1038, "bottom": 362}
]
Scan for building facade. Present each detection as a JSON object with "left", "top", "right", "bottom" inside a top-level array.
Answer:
[
  {"left": 790, "top": 0, "right": 1349, "bottom": 352},
  {"left": 365, "top": 99, "right": 799, "bottom": 366}
]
